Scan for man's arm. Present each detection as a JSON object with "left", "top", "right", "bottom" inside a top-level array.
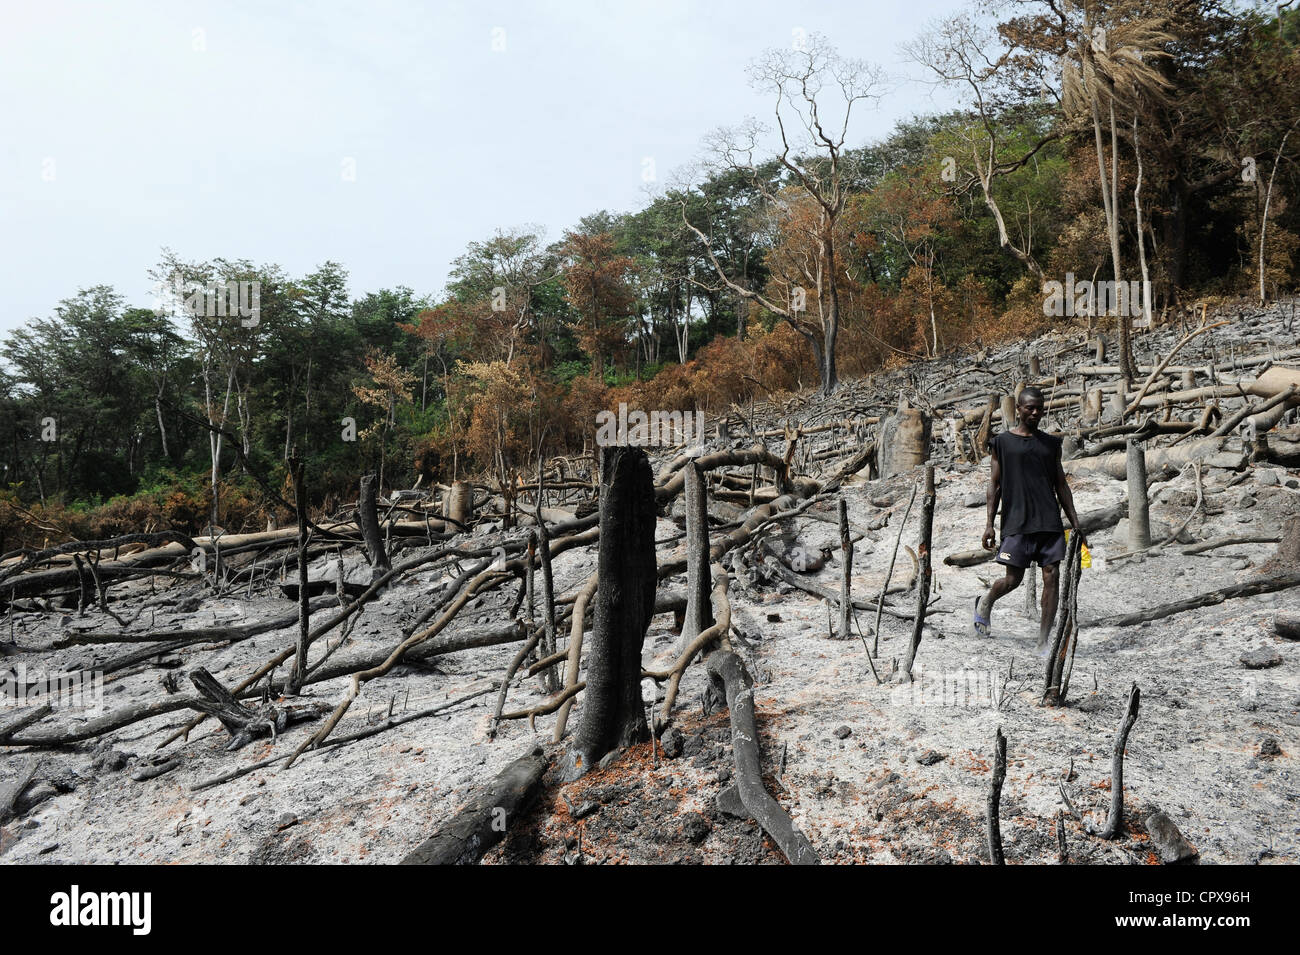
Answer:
[
  {"left": 983, "top": 443, "right": 1001, "bottom": 551},
  {"left": 1054, "top": 454, "right": 1086, "bottom": 545}
]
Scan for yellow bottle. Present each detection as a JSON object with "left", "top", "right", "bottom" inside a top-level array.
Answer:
[{"left": 1066, "top": 528, "right": 1092, "bottom": 569}]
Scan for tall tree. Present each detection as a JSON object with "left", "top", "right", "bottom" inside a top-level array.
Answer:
[
  {"left": 560, "top": 231, "right": 635, "bottom": 380},
  {"left": 685, "top": 34, "right": 884, "bottom": 395}
]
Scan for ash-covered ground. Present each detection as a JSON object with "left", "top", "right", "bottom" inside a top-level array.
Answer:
[
  {"left": 3, "top": 311, "right": 1299, "bottom": 865},
  {"left": 2, "top": 457, "right": 1295, "bottom": 865}
]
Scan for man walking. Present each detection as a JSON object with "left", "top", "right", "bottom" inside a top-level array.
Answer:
[{"left": 973, "top": 387, "right": 1085, "bottom": 649}]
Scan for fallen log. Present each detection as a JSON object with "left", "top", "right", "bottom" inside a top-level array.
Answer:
[
  {"left": 50, "top": 596, "right": 344, "bottom": 649},
  {"left": 0, "top": 756, "right": 39, "bottom": 824},
  {"left": 706, "top": 649, "right": 819, "bottom": 865},
  {"left": 1083, "top": 573, "right": 1300, "bottom": 628},
  {"left": 1178, "top": 534, "right": 1281, "bottom": 555},
  {"left": 191, "top": 682, "right": 499, "bottom": 792},
  {"left": 943, "top": 549, "right": 995, "bottom": 568},
  {"left": 1065, "top": 437, "right": 1245, "bottom": 480},
  {"left": 400, "top": 745, "right": 548, "bottom": 865}
]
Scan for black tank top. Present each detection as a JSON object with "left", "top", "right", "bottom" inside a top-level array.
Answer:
[{"left": 991, "top": 430, "right": 1064, "bottom": 536}]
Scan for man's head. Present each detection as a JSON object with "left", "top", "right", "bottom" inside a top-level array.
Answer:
[{"left": 1017, "top": 386, "right": 1046, "bottom": 431}]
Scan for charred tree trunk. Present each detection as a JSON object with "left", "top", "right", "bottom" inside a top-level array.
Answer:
[
  {"left": 564, "top": 447, "right": 657, "bottom": 779},
  {"left": 443, "top": 480, "right": 472, "bottom": 529},
  {"left": 987, "top": 726, "right": 1007, "bottom": 865},
  {"left": 289, "top": 456, "right": 310, "bottom": 694},
  {"left": 1126, "top": 439, "right": 1151, "bottom": 551},
  {"left": 1098, "top": 683, "right": 1141, "bottom": 840},
  {"left": 877, "top": 404, "right": 931, "bottom": 478},
  {"left": 679, "top": 461, "right": 714, "bottom": 651},
  {"left": 900, "top": 465, "right": 935, "bottom": 682},
  {"left": 357, "top": 473, "right": 390, "bottom": 580}
]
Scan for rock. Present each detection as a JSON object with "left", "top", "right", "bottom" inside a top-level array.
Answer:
[
  {"left": 766, "top": 612, "right": 782, "bottom": 623},
  {"left": 1288, "top": 479, "right": 1300, "bottom": 490},
  {"left": 916, "top": 749, "right": 946, "bottom": 766},
  {"left": 833, "top": 725, "right": 852, "bottom": 740},
  {"left": 1273, "top": 612, "right": 1300, "bottom": 640},
  {"left": 660, "top": 727, "right": 684, "bottom": 759},
  {"left": 1256, "top": 469, "right": 1281, "bottom": 487},
  {"left": 1258, "top": 736, "right": 1283, "bottom": 758},
  {"left": 1143, "top": 810, "right": 1199, "bottom": 864},
  {"left": 963, "top": 490, "right": 985, "bottom": 508},
  {"left": 680, "top": 813, "right": 711, "bottom": 843},
  {"left": 1240, "top": 645, "right": 1283, "bottom": 669},
  {"left": 1158, "top": 487, "right": 1199, "bottom": 506},
  {"left": 276, "top": 813, "right": 299, "bottom": 830},
  {"left": 90, "top": 745, "right": 129, "bottom": 773},
  {"left": 1076, "top": 694, "right": 1106, "bottom": 713}
]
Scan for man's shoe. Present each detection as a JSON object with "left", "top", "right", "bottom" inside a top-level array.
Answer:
[{"left": 973, "top": 596, "right": 992, "bottom": 638}]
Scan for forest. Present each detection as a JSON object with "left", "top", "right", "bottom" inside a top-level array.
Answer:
[{"left": 2, "top": 0, "right": 1297, "bottom": 549}]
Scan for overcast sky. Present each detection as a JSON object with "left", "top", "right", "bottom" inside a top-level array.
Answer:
[{"left": 0, "top": 0, "right": 969, "bottom": 334}]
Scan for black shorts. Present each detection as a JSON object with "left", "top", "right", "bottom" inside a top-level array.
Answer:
[{"left": 995, "top": 531, "right": 1066, "bottom": 569}]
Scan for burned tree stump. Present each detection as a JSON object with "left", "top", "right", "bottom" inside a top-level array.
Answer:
[
  {"left": 679, "top": 461, "right": 714, "bottom": 652},
  {"left": 987, "top": 726, "right": 1007, "bottom": 864},
  {"left": 357, "top": 473, "right": 390, "bottom": 579},
  {"left": 443, "top": 480, "right": 473, "bottom": 528},
  {"left": 1097, "top": 682, "right": 1141, "bottom": 839},
  {"left": 188, "top": 667, "right": 288, "bottom": 751},
  {"left": 975, "top": 396, "right": 996, "bottom": 458},
  {"left": 564, "top": 446, "right": 657, "bottom": 779},
  {"left": 999, "top": 394, "right": 1016, "bottom": 433},
  {"left": 877, "top": 403, "right": 931, "bottom": 478},
  {"left": 1126, "top": 439, "right": 1151, "bottom": 551},
  {"left": 187, "top": 667, "right": 327, "bottom": 751},
  {"left": 289, "top": 455, "right": 310, "bottom": 693},
  {"left": 1262, "top": 515, "right": 1300, "bottom": 575}
]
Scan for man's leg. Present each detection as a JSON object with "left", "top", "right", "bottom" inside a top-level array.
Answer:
[
  {"left": 978, "top": 564, "right": 1025, "bottom": 630},
  {"left": 1037, "top": 561, "right": 1061, "bottom": 647}
]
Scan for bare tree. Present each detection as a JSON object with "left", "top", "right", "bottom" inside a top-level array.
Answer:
[
  {"left": 683, "top": 34, "right": 884, "bottom": 396},
  {"left": 907, "top": 12, "right": 1061, "bottom": 283}
]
